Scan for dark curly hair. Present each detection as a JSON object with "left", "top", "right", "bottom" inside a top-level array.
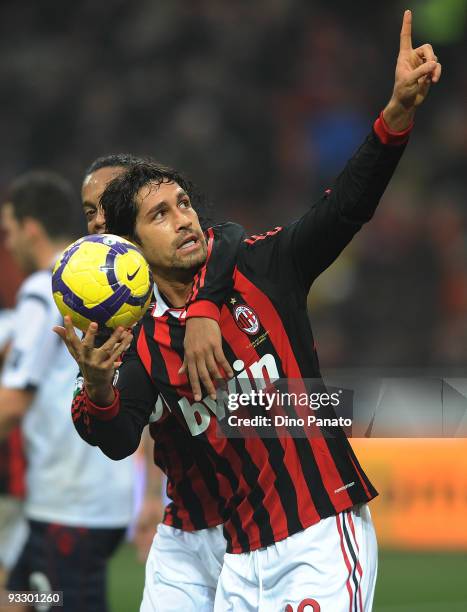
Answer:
[
  {"left": 100, "top": 161, "right": 210, "bottom": 241},
  {"left": 84, "top": 153, "right": 149, "bottom": 179}
]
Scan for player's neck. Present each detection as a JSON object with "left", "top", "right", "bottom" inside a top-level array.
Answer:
[{"left": 154, "top": 275, "right": 193, "bottom": 308}]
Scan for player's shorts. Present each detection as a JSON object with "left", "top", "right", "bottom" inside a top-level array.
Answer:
[
  {"left": 140, "top": 523, "right": 226, "bottom": 612},
  {"left": 0, "top": 496, "right": 28, "bottom": 570},
  {"left": 7, "top": 519, "right": 125, "bottom": 612},
  {"left": 214, "top": 504, "right": 377, "bottom": 612}
]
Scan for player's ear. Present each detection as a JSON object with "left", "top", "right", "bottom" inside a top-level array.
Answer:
[{"left": 22, "top": 216, "right": 44, "bottom": 241}]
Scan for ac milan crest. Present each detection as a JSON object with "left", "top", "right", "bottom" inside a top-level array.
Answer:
[{"left": 233, "top": 304, "right": 260, "bottom": 335}]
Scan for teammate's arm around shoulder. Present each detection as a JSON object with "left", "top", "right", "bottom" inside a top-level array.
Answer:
[{"left": 181, "top": 222, "right": 245, "bottom": 400}]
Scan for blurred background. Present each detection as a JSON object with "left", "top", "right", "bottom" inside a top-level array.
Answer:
[{"left": 0, "top": 0, "right": 466, "bottom": 610}]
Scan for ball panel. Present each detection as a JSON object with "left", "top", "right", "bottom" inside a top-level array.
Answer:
[
  {"left": 52, "top": 234, "right": 153, "bottom": 331},
  {"left": 107, "top": 291, "right": 153, "bottom": 329},
  {"left": 63, "top": 243, "right": 115, "bottom": 305},
  {"left": 115, "top": 249, "right": 153, "bottom": 298},
  {"left": 52, "top": 291, "right": 93, "bottom": 332}
]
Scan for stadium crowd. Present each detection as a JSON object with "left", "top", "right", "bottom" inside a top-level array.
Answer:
[
  {"left": 0, "top": 2, "right": 463, "bottom": 610},
  {"left": 0, "top": 0, "right": 466, "bottom": 372}
]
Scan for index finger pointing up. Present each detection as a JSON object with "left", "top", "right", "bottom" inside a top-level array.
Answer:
[{"left": 400, "top": 9, "right": 412, "bottom": 51}]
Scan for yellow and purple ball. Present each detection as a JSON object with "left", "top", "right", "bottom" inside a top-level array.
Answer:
[{"left": 52, "top": 234, "right": 153, "bottom": 331}]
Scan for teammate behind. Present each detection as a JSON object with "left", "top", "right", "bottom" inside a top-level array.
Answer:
[
  {"left": 0, "top": 171, "right": 135, "bottom": 612},
  {"left": 81, "top": 153, "right": 166, "bottom": 561},
  {"left": 78, "top": 154, "right": 244, "bottom": 610}
]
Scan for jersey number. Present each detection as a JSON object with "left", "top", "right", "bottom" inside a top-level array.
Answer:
[{"left": 285, "top": 599, "right": 320, "bottom": 612}]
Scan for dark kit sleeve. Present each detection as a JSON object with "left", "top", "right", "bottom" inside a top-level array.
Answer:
[{"left": 71, "top": 334, "right": 159, "bottom": 460}]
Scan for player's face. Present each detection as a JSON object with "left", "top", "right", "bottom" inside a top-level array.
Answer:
[
  {"left": 81, "top": 166, "right": 125, "bottom": 235},
  {"left": 1, "top": 202, "right": 35, "bottom": 272},
  {"left": 134, "top": 181, "right": 207, "bottom": 277}
]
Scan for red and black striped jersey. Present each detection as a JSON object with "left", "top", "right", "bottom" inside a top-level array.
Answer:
[
  {"left": 76, "top": 118, "right": 409, "bottom": 552},
  {"left": 72, "top": 383, "right": 228, "bottom": 531},
  {"left": 72, "top": 223, "right": 245, "bottom": 532},
  {"left": 0, "top": 427, "right": 25, "bottom": 498}
]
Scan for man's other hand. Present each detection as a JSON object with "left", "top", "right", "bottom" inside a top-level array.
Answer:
[{"left": 53, "top": 316, "right": 132, "bottom": 405}]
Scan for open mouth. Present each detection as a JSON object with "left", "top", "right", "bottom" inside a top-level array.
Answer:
[{"left": 177, "top": 234, "right": 200, "bottom": 252}]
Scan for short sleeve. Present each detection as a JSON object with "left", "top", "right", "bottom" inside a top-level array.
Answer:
[{"left": 1, "top": 281, "right": 61, "bottom": 391}]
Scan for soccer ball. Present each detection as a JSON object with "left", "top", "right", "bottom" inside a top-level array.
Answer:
[{"left": 52, "top": 234, "right": 153, "bottom": 331}]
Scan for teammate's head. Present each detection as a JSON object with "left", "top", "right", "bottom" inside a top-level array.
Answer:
[
  {"left": 101, "top": 162, "right": 207, "bottom": 280},
  {"left": 1, "top": 171, "right": 82, "bottom": 273},
  {"left": 82, "top": 153, "right": 147, "bottom": 235}
]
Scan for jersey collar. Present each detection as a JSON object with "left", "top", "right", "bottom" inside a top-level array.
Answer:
[{"left": 151, "top": 283, "right": 187, "bottom": 320}]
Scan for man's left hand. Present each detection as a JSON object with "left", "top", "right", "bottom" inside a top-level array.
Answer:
[{"left": 384, "top": 9, "right": 442, "bottom": 131}]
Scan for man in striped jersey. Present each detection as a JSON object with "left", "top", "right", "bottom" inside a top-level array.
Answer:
[
  {"left": 76, "top": 153, "right": 245, "bottom": 611},
  {"left": 59, "top": 11, "right": 441, "bottom": 611}
]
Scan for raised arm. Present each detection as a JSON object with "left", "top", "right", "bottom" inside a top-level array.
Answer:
[
  {"left": 293, "top": 10, "right": 441, "bottom": 289},
  {"left": 288, "top": 115, "right": 409, "bottom": 291},
  {"left": 241, "top": 10, "right": 441, "bottom": 295}
]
